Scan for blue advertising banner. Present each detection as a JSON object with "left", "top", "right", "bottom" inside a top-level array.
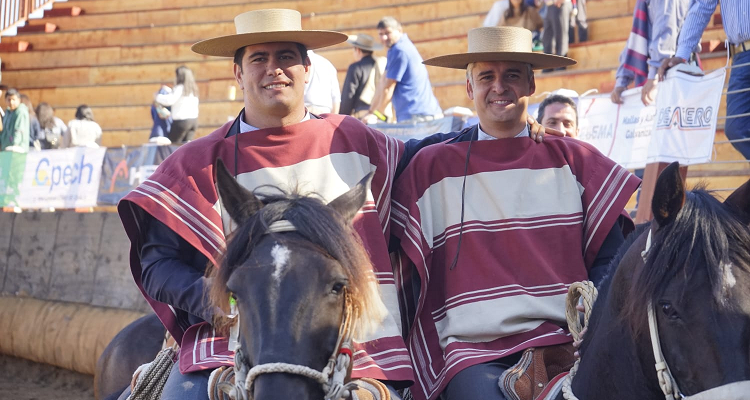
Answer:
[{"left": 98, "top": 144, "right": 178, "bottom": 205}]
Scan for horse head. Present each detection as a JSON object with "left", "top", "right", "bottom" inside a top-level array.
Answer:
[
  {"left": 209, "top": 159, "right": 386, "bottom": 400},
  {"left": 625, "top": 162, "right": 750, "bottom": 397}
]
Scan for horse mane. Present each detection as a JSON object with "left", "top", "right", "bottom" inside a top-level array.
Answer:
[
  {"left": 623, "top": 187, "right": 750, "bottom": 336},
  {"left": 209, "top": 186, "right": 387, "bottom": 338}
]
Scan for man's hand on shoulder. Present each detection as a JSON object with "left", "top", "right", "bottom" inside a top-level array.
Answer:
[{"left": 528, "top": 115, "right": 565, "bottom": 142}]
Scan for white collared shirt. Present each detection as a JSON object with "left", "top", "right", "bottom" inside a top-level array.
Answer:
[
  {"left": 239, "top": 110, "right": 311, "bottom": 133},
  {"left": 477, "top": 124, "right": 529, "bottom": 141}
]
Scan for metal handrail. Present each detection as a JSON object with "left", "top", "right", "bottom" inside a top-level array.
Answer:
[{"left": 1, "top": 0, "right": 57, "bottom": 39}]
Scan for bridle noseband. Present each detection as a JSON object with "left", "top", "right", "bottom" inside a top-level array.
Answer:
[{"left": 226, "top": 220, "right": 359, "bottom": 400}]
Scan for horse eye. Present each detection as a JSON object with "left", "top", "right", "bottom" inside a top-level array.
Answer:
[
  {"left": 331, "top": 282, "right": 345, "bottom": 295},
  {"left": 659, "top": 301, "right": 680, "bottom": 320}
]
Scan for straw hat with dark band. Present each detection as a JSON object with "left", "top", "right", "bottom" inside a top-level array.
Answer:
[
  {"left": 423, "top": 27, "right": 576, "bottom": 70},
  {"left": 192, "top": 9, "right": 348, "bottom": 57},
  {"left": 346, "top": 34, "right": 382, "bottom": 52}
]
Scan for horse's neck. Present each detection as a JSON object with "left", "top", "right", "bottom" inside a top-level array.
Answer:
[{"left": 568, "top": 291, "right": 663, "bottom": 399}]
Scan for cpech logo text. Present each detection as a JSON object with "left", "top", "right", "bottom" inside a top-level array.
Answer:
[{"left": 34, "top": 155, "right": 95, "bottom": 192}]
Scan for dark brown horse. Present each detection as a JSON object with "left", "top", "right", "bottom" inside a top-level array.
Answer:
[
  {"left": 559, "top": 163, "right": 750, "bottom": 399},
  {"left": 205, "top": 160, "right": 385, "bottom": 400}
]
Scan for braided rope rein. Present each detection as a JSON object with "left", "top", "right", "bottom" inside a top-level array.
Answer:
[
  {"left": 126, "top": 343, "right": 178, "bottom": 400},
  {"left": 561, "top": 281, "right": 598, "bottom": 400}
]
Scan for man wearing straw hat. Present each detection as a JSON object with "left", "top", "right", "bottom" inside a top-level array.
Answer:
[
  {"left": 340, "top": 34, "right": 390, "bottom": 120},
  {"left": 390, "top": 27, "right": 640, "bottom": 400},
  {"left": 118, "top": 9, "right": 421, "bottom": 400},
  {"left": 116, "top": 10, "right": 557, "bottom": 399}
]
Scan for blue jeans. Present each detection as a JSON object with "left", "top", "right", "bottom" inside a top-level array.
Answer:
[{"left": 725, "top": 50, "right": 750, "bottom": 160}]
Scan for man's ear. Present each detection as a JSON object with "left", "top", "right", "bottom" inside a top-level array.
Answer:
[
  {"left": 529, "top": 74, "right": 536, "bottom": 96},
  {"left": 233, "top": 63, "right": 243, "bottom": 90},
  {"left": 466, "top": 79, "right": 474, "bottom": 101}
]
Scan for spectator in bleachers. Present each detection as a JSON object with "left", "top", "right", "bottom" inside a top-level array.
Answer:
[
  {"left": 1, "top": 88, "right": 29, "bottom": 153},
  {"left": 542, "top": 0, "right": 572, "bottom": 71},
  {"left": 500, "top": 0, "right": 544, "bottom": 41},
  {"left": 569, "top": 0, "right": 588, "bottom": 43},
  {"left": 537, "top": 94, "right": 579, "bottom": 138},
  {"left": 19, "top": 94, "right": 42, "bottom": 151},
  {"left": 63, "top": 104, "right": 102, "bottom": 148},
  {"left": 611, "top": 0, "right": 692, "bottom": 106},
  {"left": 150, "top": 85, "right": 173, "bottom": 143},
  {"left": 155, "top": 65, "right": 199, "bottom": 144},
  {"left": 340, "top": 34, "right": 391, "bottom": 120},
  {"left": 304, "top": 50, "right": 341, "bottom": 114},
  {"left": 365, "top": 16, "right": 443, "bottom": 123},
  {"left": 483, "top": 0, "right": 510, "bottom": 27},
  {"left": 659, "top": 0, "right": 750, "bottom": 160},
  {"left": 35, "top": 102, "right": 66, "bottom": 149}
]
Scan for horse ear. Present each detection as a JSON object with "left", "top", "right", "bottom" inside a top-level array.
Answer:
[
  {"left": 328, "top": 172, "right": 373, "bottom": 223},
  {"left": 723, "top": 177, "right": 750, "bottom": 224},
  {"left": 651, "top": 162, "right": 686, "bottom": 228},
  {"left": 214, "top": 158, "right": 263, "bottom": 225}
]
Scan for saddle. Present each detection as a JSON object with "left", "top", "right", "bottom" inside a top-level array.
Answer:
[{"left": 498, "top": 343, "right": 577, "bottom": 400}]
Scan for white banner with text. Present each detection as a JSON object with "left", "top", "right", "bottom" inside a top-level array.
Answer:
[
  {"left": 17, "top": 147, "right": 107, "bottom": 209},
  {"left": 567, "top": 67, "right": 725, "bottom": 169}
]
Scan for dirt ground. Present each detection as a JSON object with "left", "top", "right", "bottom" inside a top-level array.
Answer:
[{"left": 0, "top": 355, "right": 94, "bottom": 400}]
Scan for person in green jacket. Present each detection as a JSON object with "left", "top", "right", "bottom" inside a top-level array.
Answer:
[{"left": 1, "top": 88, "right": 30, "bottom": 152}]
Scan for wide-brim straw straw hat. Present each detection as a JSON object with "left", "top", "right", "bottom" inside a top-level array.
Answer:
[
  {"left": 347, "top": 34, "right": 382, "bottom": 52},
  {"left": 423, "top": 27, "right": 576, "bottom": 70},
  {"left": 192, "top": 9, "right": 348, "bottom": 57}
]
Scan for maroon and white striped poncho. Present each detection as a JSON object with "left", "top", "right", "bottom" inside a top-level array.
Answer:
[
  {"left": 119, "top": 114, "right": 414, "bottom": 382},
  {"left": 390, "top": 134, "right": 640, "bottom": 400}
]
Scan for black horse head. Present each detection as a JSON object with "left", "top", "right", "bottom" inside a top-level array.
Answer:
[
  {"left": 209, "top": 159, "right": 386, "bottom": 400},
  {"left": 566, "top": 162, "right": 750, "bottom": 399}
]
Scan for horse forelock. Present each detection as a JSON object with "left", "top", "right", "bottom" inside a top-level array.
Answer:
[
  {"left": 623, "top": 189, "right": 750, "bottom": 335},
  {"left": 210, "top": 187, "right": 386, "bottom": 338}
]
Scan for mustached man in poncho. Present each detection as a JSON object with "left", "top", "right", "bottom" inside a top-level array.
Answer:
[{"left": 390, "top": 27, "right": 641, "bottom": 400}]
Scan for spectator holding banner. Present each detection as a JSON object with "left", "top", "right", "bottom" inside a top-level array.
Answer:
[
  {"left": 659, "top": 0, "right": 750, "bottom": 160},
  {"left": 1, "top": 88, "right": 30, "bottom": 153},
  {"left": 611, "top": 0, "right": 692, "bottom": 106}
]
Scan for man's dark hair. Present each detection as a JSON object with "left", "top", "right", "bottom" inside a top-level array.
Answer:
[
  {"left": 5, "top": 88, "right": 19, "bottom": 98},
  {"left": 537, "top": 94, "right": 578, "bottom": 125},
  {"left": 377, "top": 16, "right": 401, "bottom": 30},
  {"left": 233, "top": 43, "right": 310, "bottom": 72},
  {"left": 360, "top": 49, "right": 374, "bottom": 57}
]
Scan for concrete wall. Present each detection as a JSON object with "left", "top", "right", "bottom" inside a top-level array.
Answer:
[{"left": 0, "top": 211, "right": 149, "bottom": 312}]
